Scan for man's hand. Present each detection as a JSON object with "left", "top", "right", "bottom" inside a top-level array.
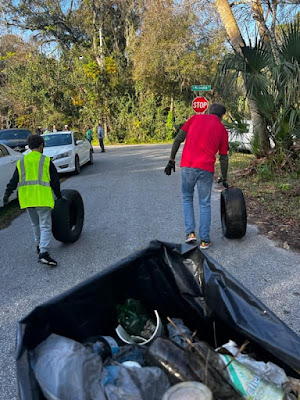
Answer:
[
  {"left": 2, "top": 195, "right": 9, "bottom": 206},
  {"left": 164, "top": 160, "right": 175, "bottom": 175},
  {"left": 217, "top": 177, "right": 228, "bottom": 189}
]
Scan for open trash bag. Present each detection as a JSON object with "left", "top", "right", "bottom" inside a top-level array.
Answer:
[{"left": 16, "top": 241, "right": 300, "bottom": 399}]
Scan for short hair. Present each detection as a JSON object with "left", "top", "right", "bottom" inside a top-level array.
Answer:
[
  {"left": 27, "top": 134, "right": 45, "bottom": 150},
  {"left": 209, "top": 103, "right": 226, "bottom": 118}
]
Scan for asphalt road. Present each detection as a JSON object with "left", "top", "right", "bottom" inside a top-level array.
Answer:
[{"left": 0, "top": 144, "right": 299, "bottom": 399}]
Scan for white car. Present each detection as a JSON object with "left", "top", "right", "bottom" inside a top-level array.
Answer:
[
  {"left": 0, "top": 142, "right": 23, "bottom": 207},
  {"left": 25, "top": 131, "right": 93, "bottom": 174}
]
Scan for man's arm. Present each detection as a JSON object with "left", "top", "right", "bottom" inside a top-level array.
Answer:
[
  {"left": 4, "top": 168, "right": 19, "bottom": 200},
  {"left": 49, "top": 161, "right": 62, "bottom": 199},
  {"left": 170, "top": 129, "right": 187, "bottom": 161},
  {"left": 219, "top": 154, "right": 228, "bottom": 181}
]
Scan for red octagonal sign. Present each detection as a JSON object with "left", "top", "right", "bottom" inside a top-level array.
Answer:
[{"left": 192, "top": 96, "right": 208, "bottom": 113}]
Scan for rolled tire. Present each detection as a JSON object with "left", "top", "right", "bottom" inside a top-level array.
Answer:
[
  {"left": 221, "top": 188, "right": 247, "bottom": 239},
  {"left": 52, "top": 189, "right": 84, "bottom": 243}
]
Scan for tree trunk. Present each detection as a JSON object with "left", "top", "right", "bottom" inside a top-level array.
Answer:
[
  {"left": 214, "top": 0, "right": 270, "bottom": 154},
  {"left": 214, "top": 0, "right": 245, "bottom": 54},
  {"left": 92, "top": 3, "right": 104, "bottom": 69}
]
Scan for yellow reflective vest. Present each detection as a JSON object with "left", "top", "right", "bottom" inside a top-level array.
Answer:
[{"left": 17, "top": 151, "right": 54, "bottom": 209}]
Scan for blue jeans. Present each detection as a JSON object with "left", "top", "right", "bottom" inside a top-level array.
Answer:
[{"left": 181, "top": 167, "right": 214, "bottom": 242}]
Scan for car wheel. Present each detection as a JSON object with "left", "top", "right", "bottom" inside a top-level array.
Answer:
[
  {"left": 74, "top": 155, "right": 80, "bottom": 175},
  {"left": 221, "top": 187, "right": 247, "bottom": 239},
  {"left": 88, "top": 150, "right": 93, "bottom": 165},
  {"left": 52, "top": 189, "right": 84, "bottom": 243}
]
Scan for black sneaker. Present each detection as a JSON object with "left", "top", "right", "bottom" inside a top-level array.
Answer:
[
  {"left": 39, "top": 252, "right": 57, "bottom": 266},
  {"left": 37, "top": 246, "right": 40, "bottom": 254},
  {"left": 185, "top": 232, "right": 197, "bottom": 243}
]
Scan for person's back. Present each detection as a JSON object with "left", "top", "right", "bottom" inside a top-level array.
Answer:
[
  {"left": 164, "top": 103, "right": 229, "bottom": 249},
  {"left": 180, "top": 114, "right": 228, "bottom": 172}
]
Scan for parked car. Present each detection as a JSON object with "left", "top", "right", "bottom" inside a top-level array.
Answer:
[
  {"left": 25, "top": 131, "right": 93, "bottom": 174},
  {"left": 0, "top": 128, "right": 32, "bottom": 152},
  {"left": 0, "top": 142, "right": 23, "bottom": 207}
]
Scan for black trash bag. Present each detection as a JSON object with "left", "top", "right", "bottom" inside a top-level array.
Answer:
[{"left": 16, "top": 241, "right": 300, "bottom": 400}]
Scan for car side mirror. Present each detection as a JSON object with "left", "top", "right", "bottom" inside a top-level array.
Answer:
[{"left": 76, "top": 140, "right": 83, "bottom": 145}]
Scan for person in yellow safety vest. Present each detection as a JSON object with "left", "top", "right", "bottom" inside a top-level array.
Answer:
[{"left": 3, "top": 134, "right": 62, "bottom": 266}]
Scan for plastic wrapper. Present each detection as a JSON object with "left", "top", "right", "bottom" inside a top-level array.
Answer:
[
  {"left": 218, "top": 340, "right": 287, "bottom": 387},
  {"left": 30, "top": 334, "right": 105, "bottom": 400},
  {"left": 219, "top": 354, "right": 285, "bottom": 400},
  {"left": 167, "top": 318, "right": 193, "bottom": 348},
  {"left": 101, "top": 362, "right": 170, "bottom": 400}
]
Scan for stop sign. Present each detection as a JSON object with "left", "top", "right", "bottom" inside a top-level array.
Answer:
[{"left": 192, "top": 96, "right": 208, "bottom": 113}]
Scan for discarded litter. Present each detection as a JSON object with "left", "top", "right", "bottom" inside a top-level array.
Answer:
[
  {"left": 101, "top": 362, "right": 170, "bottom": 400},
  {"left": 148, "top": 337, "right": 243, "bottom": 399},
  {"left": 167, "top": 318, "right": 193, "bottom": 348},
  {"left": 162, "top": 381, "right": 213, "bottom": 400},
  {"left": 217, "top": 340, "right": 288, "bottom": 387},
  {"left": 116, "top": 299, "right": 152, "bottom": 336},
  {"left": 29, "top": 317, "right": 300, "bottom": 400},
  {"left": 30, "top": 334, "right": 103, "bottom": 400},
  {"left": 17, "top": 241, "right": 300, "bottom": 400},
  {"left": 116, "top": 299, "right": 163, "bottom": 345},
  {"left": 83, "top": 335, "right": 119, "bottom": 361}
]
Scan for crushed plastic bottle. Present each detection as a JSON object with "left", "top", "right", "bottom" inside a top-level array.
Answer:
[{"left": 148, "top": 338, "right": 243, "bottom": 399}]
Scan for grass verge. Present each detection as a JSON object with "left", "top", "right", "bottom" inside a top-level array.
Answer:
[
  {"left": 216, "top": 152, "right": 300, "bottom": 250},
  {"left": 0, "top": 199, "right": 24, "bottom": 230}
]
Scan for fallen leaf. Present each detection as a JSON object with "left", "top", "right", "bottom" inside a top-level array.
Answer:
[{"left": 283, "top": 241, "right": 290, "bottom": 250}]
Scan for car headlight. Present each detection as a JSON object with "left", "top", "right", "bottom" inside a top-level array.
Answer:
[{"left": 53, "top": 151, "right": 71, "bottom": 160}]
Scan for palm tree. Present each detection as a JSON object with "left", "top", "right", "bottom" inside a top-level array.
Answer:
[
  {"left": 214, "top": 0, "right": 270, "bottom": 153},
  {"left": 216, "top": 21, "right": 300, "bottom": 165}
]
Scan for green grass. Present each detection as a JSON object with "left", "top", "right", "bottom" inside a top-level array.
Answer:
[
  {"left": 217, "top": 152, "right": 300, "bottom": 221},
  {"left": 0, "top": 199, "right": 24, "bottom": 230}
]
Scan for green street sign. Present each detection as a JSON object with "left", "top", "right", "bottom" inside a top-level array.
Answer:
[{"left": 191, "top": 85, "right": 211, "bottom": 91}]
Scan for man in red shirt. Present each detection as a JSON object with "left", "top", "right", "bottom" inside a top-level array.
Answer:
[{"left": 164, "top": 103, "right": 229, "bottom": 249}]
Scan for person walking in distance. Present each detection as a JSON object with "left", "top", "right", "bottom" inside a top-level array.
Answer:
[
  {"left": 164, "top": 103, "right": 229, "bottom": 250},
  {"left": 3, "top": 135, "right": 62, "bottom": 266},
  {"left": 85, "top": 125, "right": 93, "bottom": 144},
  {"left": 97, "top": 120, "right": 105, "bottom": 152}
]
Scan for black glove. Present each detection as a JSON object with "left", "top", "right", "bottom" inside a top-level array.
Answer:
[
  {"left": 164, "top": 160, "right": 175, "bottom": 175},
  {"left": 217, "top": 177, "right": 228, "bottom": 189},
  {"left": 3, "top": 195, "right": 9, "bottom": 206}
]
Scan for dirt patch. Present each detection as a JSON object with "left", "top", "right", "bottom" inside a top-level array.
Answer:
[
  {"left": 0, "top": 200, "right": 25, "bottom": 230},
  {"left": 245, "top": 194, "right": 300, "bottom": 252}
]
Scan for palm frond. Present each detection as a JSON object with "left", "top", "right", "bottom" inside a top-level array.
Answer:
[
  {"left": 241, "top": 44, "right": 272, "bottom": 74},
  {"left": 279, "top": 21, "right": 300, "bottom": 64}
]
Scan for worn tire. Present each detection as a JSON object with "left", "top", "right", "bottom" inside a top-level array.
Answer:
[
  {"left": 221, "top": 188, "right": 247, "bottom": 239},
  {"left": 52, "top": 189, "right": 84, "bottom": 243}
]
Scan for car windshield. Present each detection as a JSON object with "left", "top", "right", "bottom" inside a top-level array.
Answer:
[
  {"left": 43, "top": 134, "right": 72, "bottom": 147},
  {"left": 0, "top": 130, "right": 30, "bottom": 140}
]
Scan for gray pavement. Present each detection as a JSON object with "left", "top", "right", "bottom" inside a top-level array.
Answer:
[{"left": 0, "top": 143, "right": 299, "bottom": 399}]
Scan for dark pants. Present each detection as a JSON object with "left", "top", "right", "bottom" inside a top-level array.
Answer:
[{"left": 99, "top": 138, "right": 105, "bottom": 152}]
